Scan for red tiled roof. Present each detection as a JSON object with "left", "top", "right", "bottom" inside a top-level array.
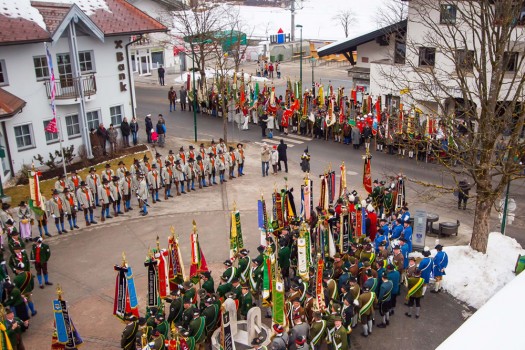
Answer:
[
  {"left": 0, "top": 16, "right": 50, "bottom": 46},
  {"left": 90, "top": 0, "right": 167, "bottom": 36},
  {"left": 0, "top": 0, "right": 166, "bottom": 46},
  {"left": 0, "top": 88, "right": 27, "bottom": 119},
  {"left": 31, "top": 1, "right": 72, "bottom": 34}
]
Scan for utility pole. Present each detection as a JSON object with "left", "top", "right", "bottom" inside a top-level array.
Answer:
[{"left": 291, "top": 0, "right": 296, "bottom": 41}]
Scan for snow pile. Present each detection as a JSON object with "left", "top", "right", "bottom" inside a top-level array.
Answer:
[
  {"left": 173, "top": 68, "right": 269, "bottom": 84},
  {"left": 37, "top": 0, "right": 111, "bottom": 15},
  {"left": 442, "top": 232, "right": 525, "bottom": 309},
  {"left": 0, "top": 0, "right": 46, "bottom": 29}
]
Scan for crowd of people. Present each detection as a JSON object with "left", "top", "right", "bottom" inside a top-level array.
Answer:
[{"left": 119, "top": 177, "right": 450, "bottom": 350}]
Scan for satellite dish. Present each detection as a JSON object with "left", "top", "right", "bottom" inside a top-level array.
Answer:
[{"left": 508, "top": 199, "right": 517, "bottom": 212}]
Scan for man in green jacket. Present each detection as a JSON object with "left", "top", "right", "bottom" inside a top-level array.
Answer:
[
  {"left": 239, "top": 284, "right": 252, "bottom": 319},
  {"left": 405, "top": 268, "right": 424, "bottom": 319},
  {"left": 217, "top": 276, "right": 232, "bottom": 299},
  {"left": 237, "top": 249, "right": 251, "bottom": 283},
  {"left": 189, "top": 310, "right": 206, "bottom": 350},
  {"left": 30, "top": 236, "right": 52, "bottom": 288},
  {"left": 332, "top": 316, "right": 349, "bottom": 350},
  {"left": 4, "top": 307, "right": 28, "bottom": 350},
  {"left": 200, "top": 271, "right": 214, "bottom": 294},
  {"left": 121, "top": 313, "right": 146, "bottom": 350},
  {"left": 8, "top": 243, "right": 29, "bottom": 274},
  {"left": 278, "top": 240, "right": 291, "bottom": 290},
  {"left": 13, "top": 263, "right": 37, "bottom": 316},
  {"left": 180, "top": 297, "right": 196, "bottom": 328},
  {"left": 202, "top": 297, "right": 219, "bottom": 336}
]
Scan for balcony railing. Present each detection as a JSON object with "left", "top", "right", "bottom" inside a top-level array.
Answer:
[{"left": 44, "top": 74, "right": 97, "bottom": 100}]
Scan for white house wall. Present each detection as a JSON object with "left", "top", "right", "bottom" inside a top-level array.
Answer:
[
  {"left": 1, "top": 33, "right": 133, "bottom": 177},
  {"left": 356, "top": 38, "right": 393, "bottom": 68}
]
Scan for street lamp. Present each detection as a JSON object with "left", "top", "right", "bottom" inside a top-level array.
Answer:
[
  {"left": 296, "top": 24, "right": 303, "bottom": 97},
  {"left": 310, "top": 57, "right": 316, "bottom": 97}
]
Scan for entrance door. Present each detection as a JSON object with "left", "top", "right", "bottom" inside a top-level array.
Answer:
[
  {"left": 0, "top": 131, "right": 10, "bottom": 176},
  {"left": 139, "top": 55, "right": 151, "bottom": 75}
]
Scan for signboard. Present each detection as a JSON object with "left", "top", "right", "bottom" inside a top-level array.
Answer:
[{"left": 412, "top": 210, "right": 427, "bottom": 251}]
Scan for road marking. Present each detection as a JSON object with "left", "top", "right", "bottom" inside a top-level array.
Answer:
[
  {"left": 285, "top": 134, "right": 313, "bottom": 141},
  {"left": 256, "top": 140, "right": 295, "bottom": 148},
  {"left": 271, "top": 136, "right": 303, "bottom": 144},
  {"left": 347, "top": 171, "right": 358, "bottom": 176}
]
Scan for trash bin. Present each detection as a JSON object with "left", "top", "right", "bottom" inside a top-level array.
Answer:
[
  {"left": 277, "top": 54, "right": 284, "bottom": 62},
  {"left": 270, "top": 55, "right": 275, "bottom": 62}
]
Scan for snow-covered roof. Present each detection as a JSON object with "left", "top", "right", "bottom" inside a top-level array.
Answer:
[{"left": 0, "top": 0, "right": 167, "bottom": 46}]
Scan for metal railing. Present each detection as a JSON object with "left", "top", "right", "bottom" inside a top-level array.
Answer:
[{"left": 44, "top": 74, "right": 97, "bottom": 100}]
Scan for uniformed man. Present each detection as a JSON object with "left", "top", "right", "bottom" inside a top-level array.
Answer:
[
  {"left": 217, "top": 150, "right": 227, "bottom": 184},
  {"left": 332, "top": 316, "right": 349, "bottom": 350},
  {"left": 137, "top": 173, "right": 149, "bottom": 216},
  {"left": 98, "top": 178, "right": 114, "bottom": 221},
  {"left": 4, "top": 306, "right": 28, "bottom": 349},
  {"left": 148, "top": 163, "right": 162, "bottom": 203},
  {"left": 61, "top": 187, "right": 79, "bottom": 231},
  {"left": 162, "top": 160, "right": 174, "bottom": 200},
  {"left": 182, "top": 281, "right": 196, "bottom": 304},
  {"left": 236, "top": 143, "right": 245, "bottom": 177},
  {"left": 202, "top": 297, "right": 219, "bottom": 336},
  {"left": 377, "top": 272, "right": 393, "bottom": 328},
  {"left": 110, "top": 176, "right": 124, "bottom": 216},
  {"left": 153, "top": 314, "right": 170, "bottom": 338},
  {"left": 120, "top": 171, "right": 134, "bottom": 212},
  {"left": 189, "top": 309, "right": 206, "bottom": 350},
  {"left": 174, "top": 159, "right": 186, "bottom": 194},
  {"left": 181, "top": 297, "right": 196, "bottom": 328},
  {"left": 195, "top": 155, "right": 208, "bottom": 189},
  {"left": 165, "top": 289, "right": 183, "bottom": 326},
  {"left": 217, "top": 276, "right": 232, "bottom": 299},
  {"left": 405, "top": 268, "right": 424, "bottom": 319},
  {"left": 13, "top": 262, "right": 37, "bottom": 316},
  {"left": 303, "top": 288, "right": 315, "bottom": 324},
  {"left": 186, "top": 158, "right": 197, "bottom": 191},
  {"left": 249, "top": 257, "right": 263, "bottom": 301},
  {"left": 289, "top": 313, "right": 310, "bottom": 350},
  {"left": 47, "top": 189, "right": 67, "bottom": 235},
  {"left": 239, "top": 284, "right": 252, "bottom": 320},
  {"left": 86, "top": 167, "right": 101, "bottom": 207},
  {"left": 222, "top": 260, "right": 237, "bottom": 283},
  {"left": 392, "top": 245, "right": 404, "bottom": 276},
  {"left": 237, "top": 248, "right": 251, "bottom": 283},
  {"left": 207, "top": 153, "right": 218, "bottom": 185},
  {"left": 278, "top": 238, "right": 291, "bottom": 290},
  {"left": 227, "top": 146, "right": 236, "bottom": 179},
  {"left": 121, "top": 313, "right": 146, "bottom": 350},
  {"left": 77, "top": 180, "right": 97, "bottom": 226},
  {"left": 271, "top": 324, "right": 289, "bottom": 350},
  {"left": 200, "top": 271, "right": 215, "bottom": 294},
  {"left": 308, "top": 311, "right": 327, "bottom": 350},
  {"left": 230, "top": 277, "right": 242, "bottom": 300},
  {"left": 30, "top": 237, "right": 52, "bottom": 289},
  {"left": 358, "top": 285, "right": 377, "bottom": 337},
  {"left": 68, "top": 169, "right": 82, "bottom": 191},
  {"left": 54, "top": 174, "right": 69, "bottom": 193},
  {"left": 102, "top": 163, "right": 115, "bottom": 182}
]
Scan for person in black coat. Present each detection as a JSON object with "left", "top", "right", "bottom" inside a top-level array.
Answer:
[
  {"left": 277, "top": 139, "right": 288, "bottom": 172},
  {"left": 120, "top": 117, "right": 131, "bottom": 147},
  {"left": 145, "top": 114, "right": 153, "bottom": 143}
]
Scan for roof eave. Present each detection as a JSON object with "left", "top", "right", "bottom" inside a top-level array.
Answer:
[
  {"left": 51, "top": 4, "right": 105, "bottom": 44},
  {"left": 0, "top": 37, "right": 51, "bottom": 47},
  {"left": 104, "top": 27, "right": 168, "bottom": 37}
]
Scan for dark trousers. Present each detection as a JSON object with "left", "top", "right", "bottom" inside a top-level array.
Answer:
[
  {"left": 278, "top": 159, "right": 288, "bottom": 172},
  {"left": 408, "top": 296, "right": 421, "bottom": 307},
  {"left": 458, "top": 193, "right": 468, "bottom": 209},
  {"left": 35, "top": 261, "right": 48, "bottom": 276}
]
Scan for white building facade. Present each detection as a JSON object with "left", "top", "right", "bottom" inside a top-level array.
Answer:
[{"left": 0, "top": 0, "right": 166, "bottom": 182}]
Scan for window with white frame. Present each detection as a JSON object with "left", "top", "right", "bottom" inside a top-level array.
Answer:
[
  {"left": 0, "top": 60, "right": 8, "bottom": 86},
  {"left": 86, "top": 110, "right": 100, "bottom": 130},
  {"left": 33, "top": 56, "right": 49, "bottom": 81},
  {"left": 65, "top": 114, "right": 81, "bottom": 138},
  {"left": 14, "top": 124, "right": 34, "bottom": 150},
  {"left": 43, "top": 120, "right": 59, "bottom": 144},
  {"left": 110, "top": 105, "right": 123, "bottom": 125},
  {"left": 78, "top": 51, "right": 95, "bottom": 73}
]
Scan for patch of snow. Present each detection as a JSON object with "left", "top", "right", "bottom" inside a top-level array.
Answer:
[
  {"left": 0, "top": 0, "right": 46, "bottom": 30},
  {"left": 173, "top": 67, "right": 270, "bottom": 84},
  {"left": 36, "top": 0, "right": 111, "bottom": 15},
  {"left": 441, "top": 232, "right": 525, "bottom": 309}
]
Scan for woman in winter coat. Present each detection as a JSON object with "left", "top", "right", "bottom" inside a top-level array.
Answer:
[{"left": 270, "top": 145, "right": 279, "bottom": 175}]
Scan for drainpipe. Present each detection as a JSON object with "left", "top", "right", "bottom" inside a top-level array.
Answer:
[
  {"left": 126, "top": 35, "right": 143, "bottom": 119},
  {"left": 1, "top": 121, "right": 14, "bottom": 177}
]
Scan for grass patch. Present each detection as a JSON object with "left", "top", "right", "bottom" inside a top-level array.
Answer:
[{"left": 5, "top": 150, "right": 151, "bottom": 206}]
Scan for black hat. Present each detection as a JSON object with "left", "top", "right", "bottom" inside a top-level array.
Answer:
[
  {"left": 229, "top": 146, "right": 234, "bottom": 151},
  {"left": 5, "top": 219, "right": 14, "bottom": 226},
  {"left": 102, "top": 178, "right": 109, "bottom": 184},
  {"left": 63, "top": 187, "right": 69, "bottom": 193},
  {"left": 231, "top": 277, "right": 239, "bottom": 284},
  {"left": 393, "top": 245, "right": 401, "bottom": 250},
  {"left": 179, "top": 147, "right": 184, "bottom": 152},
  {"left": 435, "top": 244, "right": 443, "bottom": 250},
  {"left": 189, "top": 145, "right": 195, "bottom": 150},
  {"left": 239, "top": 248, "right": 249, "bottom": 255},
  {"left": 224, "top": 260, "right": 232, "bottom": 267},
  {"left": 151, "top": 163, "right": 157, "bottom": 168},
  {"left": 200, "top": 143, "right": 205, "bottom": 147},
  {"left": 196, "top": 155, "right": 202, "bottom": 161},
  {"left": 169, "top": 150, "right": 174, "bottom": 154},
  {"left": 18, "top": 201, "right": 26, "bottom": 207},
  {"left": 125, "top": 171, "right": 131, "bottom": 176},
  {"left": 58, "top": 174, "right": 65, "bottom": 179},
  {"left": 237, "top": 143, "right": 243, "bottom": 148},
  {"left": 156, "top": 153, "right": 162, "bottom": 158},
  {"left": 89, "top": 167, "right": 96, "bottom": 172},
  {"left": 52, "top": 189, "right": 60, "bottom": 195},
  {"left": 257, "top": 245, "right": 265, "bottom": 253},
  {"left": 1, "top": 203, "right": 10, "bottom": 210},
  {"left": 112, "top": 176, "right": 119, "bottom": 182},
  {"left": 201, "top": 271, "right": 211, "bottom": 279},
  {"left": 105, "top": 163, "right": 111, "bottom": 168},
  {"left": 118, "top": 161, "right": 125, "bottom": 165},
  {"left": 188, "top": 158, "right": 195, "bottom": 162},
  {"left": 80, "top": 180, "right": 87, "bottom": 186},
  {"left": 4, "top": 307, "right": 13, "bottom": 315}
]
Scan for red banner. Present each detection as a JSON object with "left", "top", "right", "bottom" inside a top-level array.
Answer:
[{"left": 315, "top": 258, "right": 325, "bottom": 311}]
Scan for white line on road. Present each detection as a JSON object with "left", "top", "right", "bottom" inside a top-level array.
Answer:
[
  {"left": 271, "top": 136, "right": 304, "bottom": 144},
  {"left": 255, "top": 140, "right": 295, "bottom": 148},
  {"left": 285, "top": 134, "right": 313, "bottom": 141}
]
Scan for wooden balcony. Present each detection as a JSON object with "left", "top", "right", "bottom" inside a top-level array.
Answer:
[{"left": 44, "top": 74, "right": 97, "bottom": 102}]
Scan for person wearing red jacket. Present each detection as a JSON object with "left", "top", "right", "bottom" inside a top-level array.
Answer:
[{"left": 367, "top": 204, "right": 378, "bottom": 241}]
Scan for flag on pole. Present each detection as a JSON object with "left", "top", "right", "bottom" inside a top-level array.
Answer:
[
  {"left": 45, "top": 43, "right": 57, "bottom": 117},
  {"left": 45, "top": 117, "right": 59, "bottom": 134},
  {"left": 363, "top": 155, "right": 372, "bottom": 194},
  {"left": 168, "top": 232, "right": 185, "bottom": 290},
  {"left": 189, "top": 221, "right": 209, "bottom": 282}
]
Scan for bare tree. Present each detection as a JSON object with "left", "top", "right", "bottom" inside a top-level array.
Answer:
[
  {"left": 374, "top": 0, "right": 525, "bottom": 253},
  {"left": 375, "top": 0, "right": 408, "bottom": 28},
  {"left": 333, "top": 10, "right": 357, "bottom": 38}
]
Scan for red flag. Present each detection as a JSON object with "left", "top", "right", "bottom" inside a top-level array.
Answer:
[
  {"left": 375, "top": 98, "right": 381, "bottom": 123},
  {"left": 186, "top": 73, "right": 190, "bottom": 90},
  {"left": 291, "top": 98, "right": 300, "bottom": 112},
  {"left": 189, "top": 232, "right": 209, "bottom": 279},
  {"left": 45, "top": 117, "right": 59, "bottom": 134},
  {"left": 240, "top": 89, "right": 246, "bottom": 107},
  {"left": 363, "top": 156, "right": 372, "bottom": 194}
]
